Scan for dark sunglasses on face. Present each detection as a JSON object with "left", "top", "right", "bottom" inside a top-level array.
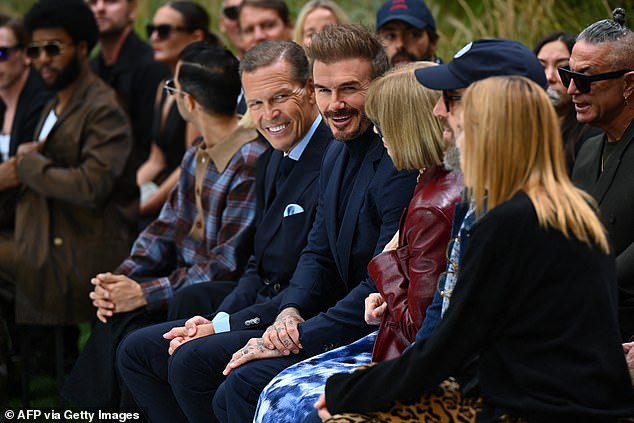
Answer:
[
  {"left": 0, "top": 45, "right": 21, "bottom": 61},
  {"left": 557, "top": 66, "right": 632, "bottom": 94},
  {"left": 223, "top": 5, "right": 239, "bottom": 21},
  {"left": 164, "top": 78, "right": 187, "bottom": 96},
  {"left": 26, "top": 40, "right": 67, "bottom": 59},
  {"left": 443, "top": 91, "right": 462, "bottom": 112},
  {"left": 146, "top": 24, "right": 188, "bottom": 40}
]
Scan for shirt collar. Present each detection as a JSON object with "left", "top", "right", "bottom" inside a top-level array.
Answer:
[
  {"left": 198, "top": 126, "right": 259, "bottom": 173},
  {"left": 285, "top": 114, "right": 322, "bottom": 161}
]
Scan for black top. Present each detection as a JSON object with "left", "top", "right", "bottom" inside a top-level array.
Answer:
[
  {"left": 0, "top": 68, "right": 52, "bottom": 230},
  {"left": 326, "top": 191, "right": 634, "bottom": 420},
  {"left": 91, "top": 31, "right": 169, "bottom": 169},
  {"left": 151, "top": 90, "right": 187, "bottom": 183}
]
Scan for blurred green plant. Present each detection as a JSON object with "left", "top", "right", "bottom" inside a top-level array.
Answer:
[{"left": 2, "top": 0, "right": 632, "bottom": 58}]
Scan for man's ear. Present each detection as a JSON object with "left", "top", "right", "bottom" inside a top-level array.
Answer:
[
  {"left": 185, "top": 92, "right": 197, "bottom": 113},
  {"left": 624, "top": 71, "right": 634, "bottom": 102},
  {"left": 77, "top": 40, "right": 89, "bottom": 59},
  {"left": 305, "top": 78, "right": 316, "bottom": 105}
]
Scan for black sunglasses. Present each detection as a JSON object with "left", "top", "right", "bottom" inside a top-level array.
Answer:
[
  {"left": 443, "top": 91, "right": 462, "bottom": 112},
  {"left": 146, "top": 24, "right": 189, "bottom": 40},
  {"left": 222, "top": 5, "right": 239, "bottom": 21},
  {"left": 26, "top": 40, "right": 67, "bottom": 59},
  {"left": 557, "top": 66, "right": 632, "bottom": 94},
  {"left": 0, "top": 45, "right": 21, "bottom": 62},
  {"left": 164, "top": 78, "right": 188, "bottom": 97}
]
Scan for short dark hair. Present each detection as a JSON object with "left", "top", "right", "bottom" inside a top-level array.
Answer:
[
  {"left": 306, "top": 24, "right": 389, "bottom": 79},
  {"left": 577, "top": 8, "right": 634, "bottom": 69},
  {"left": 534, "top": 31, "right": 575, "bottom": 56},
  {"left": 240, "top": 40, "right": 309, "bottom": 86},
  {"left": 165, "top": 1, "right": 221, "bottom": 46},
  {"left": 0, "top": 14, "right": 27, "bottom": 48},
  {"left": 177, "top": 41, "right": 240, "bottom": 116},
  {"left": 24, "top": 0, "right": 99, "bottom": 53},
  {"left": 239, "top": 0, "right": 291, "bottom": 26}
]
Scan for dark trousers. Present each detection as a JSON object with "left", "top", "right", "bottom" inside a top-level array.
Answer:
[
  {"left": 118, "top": 322, "right": 265, "bottom": 423},
  {"left": 212, "top": 351, "right": 309, "bottom": 422}
]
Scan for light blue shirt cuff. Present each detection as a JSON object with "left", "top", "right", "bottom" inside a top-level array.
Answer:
[{"left": 212, "top": 312, "right": 231, "bottom": 333}]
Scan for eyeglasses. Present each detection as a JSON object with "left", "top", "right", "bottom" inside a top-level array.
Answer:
[
  {"left": 557, "top": 66, "right": 632, "bottom": 94},
  {"left": 443, "top": 91, "right": 462, "bottom": 112},
  {"left": 146, "top": 24, "right": 189, "bottom": 40},
  {"left": 222, "top": 5, "right": 239, "bottom": 20},
  {"left": 164, "top": 79, "right": 187, "bottom": 97},
  {"left": 436, "top": 236, "right": 460, "bottom": 298},
  {"left": 25, "top": 41, "right": 69, "bottom": 59}
]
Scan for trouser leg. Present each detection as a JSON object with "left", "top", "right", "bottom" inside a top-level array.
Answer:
[{"left": 117, "top": 319, "right": 188, "bottom": 423}]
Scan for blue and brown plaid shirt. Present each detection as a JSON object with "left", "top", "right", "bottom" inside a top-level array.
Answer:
[{"left": 116, "top": 127, "right": 267, "bottom": 306}]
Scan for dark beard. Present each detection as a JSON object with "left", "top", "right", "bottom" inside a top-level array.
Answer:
[
  {"left": 49, "top": 53, "right": 81, "bottom": 91},
  {"left": 390, "top": 47, "right": 433, "bottom": 67}
]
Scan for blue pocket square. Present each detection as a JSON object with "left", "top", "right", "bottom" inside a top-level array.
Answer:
[{"left": 283, "top": 204, "right": 304, "bottom": 217}]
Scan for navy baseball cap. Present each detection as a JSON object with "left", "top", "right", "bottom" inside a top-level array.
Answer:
[
  {"left": 415, "top": 38, "right": 547, "bottom": 90},
  {"left": 376, "top": 0, "right": 436, "bottom": 32}
]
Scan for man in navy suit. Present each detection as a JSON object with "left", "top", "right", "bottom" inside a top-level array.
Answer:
[
  {"left": 117, "top": 40, "right": 333, "bottom": 421},
  {"left": 132, "top": 24, "right": 416, "bottom": 423}
]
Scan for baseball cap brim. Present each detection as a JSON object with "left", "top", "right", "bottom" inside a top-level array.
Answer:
[{"left": 414, "top": 64, "right": 468, "bottom": 91}]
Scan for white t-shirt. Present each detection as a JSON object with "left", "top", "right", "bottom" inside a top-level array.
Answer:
[{"left": 38, "top": 109, "right": 58, "bottom": 142}]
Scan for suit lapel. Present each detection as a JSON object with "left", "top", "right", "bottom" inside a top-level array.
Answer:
[
  {"left": 336, "top": 137, "right": 383, "bottom": 285},
  {"left": 256, "top": 123, "right": 332, "bottom": 263}
]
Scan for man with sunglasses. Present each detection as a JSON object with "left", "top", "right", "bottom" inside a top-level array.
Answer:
[
  {"left": 220, "top": 0, "right": 245, "bottom": 58},
  {"left": 408, "top": 38, "right": 547, "bottom": 343},
  {"left": 88, "top": 0, "right": 169, "bottom": 171},
  {"left": 0, "top": 13, "right": 52, "bottom": 406},
  {"left": 568, "top": 10, "right": 634, "bottom": 341}
]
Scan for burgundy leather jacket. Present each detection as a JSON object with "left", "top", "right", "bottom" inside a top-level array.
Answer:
[{"left": 368, "top": 166, "right": 462, "bottom": 361}]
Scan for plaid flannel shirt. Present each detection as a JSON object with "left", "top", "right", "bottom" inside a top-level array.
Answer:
[{"left": 116, "top": 128, "right": 267, "bottom": 306}]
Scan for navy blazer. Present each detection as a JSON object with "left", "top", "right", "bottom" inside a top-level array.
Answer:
[
  {"left": 572, "top": 118, "right": 634, "bottom": 339},
  {"left": 281, "top": 128, "right": 417, "bottom": 355},
  {"left": 216, "top": 121, "right": 332, "bottom": 330}
]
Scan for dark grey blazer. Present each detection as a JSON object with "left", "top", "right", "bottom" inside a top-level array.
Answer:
[{"left": 572, "top": 118, "right": 634, "bottom": 339}]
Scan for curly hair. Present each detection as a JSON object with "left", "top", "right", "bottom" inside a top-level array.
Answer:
[{"left": 24, "top": 0, "right": 99, "bottom": 52}]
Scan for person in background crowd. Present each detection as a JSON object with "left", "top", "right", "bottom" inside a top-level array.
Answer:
[
  {"left": 293, "top": 0, "right": 349, "bottom": 47},
  {"left": 219, "top": 0, "right": 245, "bottom": 58},
  {"left": 316, "top": 74, "right": 634, "bottom": 423},
  {"left": 64, "top": 41, "right": 266, "bottom": 410},
  {"left": 253, "top": 61, "right": 462, "bottom": 423},
  {"left": 88, "top": 0, "right": 170, "bottom": 170},
  {"left": 534, "top": 31, "right": 601, "bottom": 172},
  {"left": 0, "top": 12, "right": 52, "bottom": 406},
  {"left": 375, "top": 0, "right": 440, "bottom": 67},
  {"left": 238, "top": 0, "right": 293, "bottom": 52},
  {"left": 568, "top": 8, "right": 634, "bottom": 341},
  {"left": 137, "top": 1, "right": 220, "bottom": 223},
  {"left": 117, "top": 40, "right": 332, "bottom": 423}
]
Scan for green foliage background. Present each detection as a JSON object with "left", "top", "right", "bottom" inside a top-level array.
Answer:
[{"left": 1, "top": 0, "right": 633, "bottom": 61}]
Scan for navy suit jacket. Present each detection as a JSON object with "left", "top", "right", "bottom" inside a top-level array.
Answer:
[
  {"left": 572, "top": 118, "right": 634, "bottom": 339},
  {"left": 280, "top": 128, "right": 417, "bottom": 355},
  {"left": 216, "top": 121, "right": 332, "bottom": 330}
]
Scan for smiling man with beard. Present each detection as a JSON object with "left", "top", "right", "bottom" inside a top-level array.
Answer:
[{"left": 8, "top": 0, "right": 138, "bottom": 333}]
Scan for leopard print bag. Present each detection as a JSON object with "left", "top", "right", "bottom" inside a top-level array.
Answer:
[{"left": 327, "top": 377, "right": 483, "bottom": 423}]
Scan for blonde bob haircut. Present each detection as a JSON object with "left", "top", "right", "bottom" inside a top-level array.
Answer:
[
  {"left": 365, "top": 61, "right": 444, "bottom": 171},
  {"left": 293, "top": 0, "right": 350, "bottom": 46},
  {"left": 462, "top": 76, "right": 609, "bottom": 253}
]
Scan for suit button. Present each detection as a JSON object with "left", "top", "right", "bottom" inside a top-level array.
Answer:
[
  {"left": 53, "top": 237, "right": 63, "bottom": 247},
  {"left": 273, "top": 283, "right": 281, "bottom": 292},
  {"left": 245, "top": 317, "right": 261, "bottom": 326},
  {"left": 263, "top": 278, "right": 271, "bottom": 285}
]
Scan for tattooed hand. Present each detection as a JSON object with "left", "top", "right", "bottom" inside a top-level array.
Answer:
[
  {"left": 222, "top": 337, "right": 283, "bottom": 375},
  {"left": 262, "top": 307, "right": 304, "bottom": 355}
]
